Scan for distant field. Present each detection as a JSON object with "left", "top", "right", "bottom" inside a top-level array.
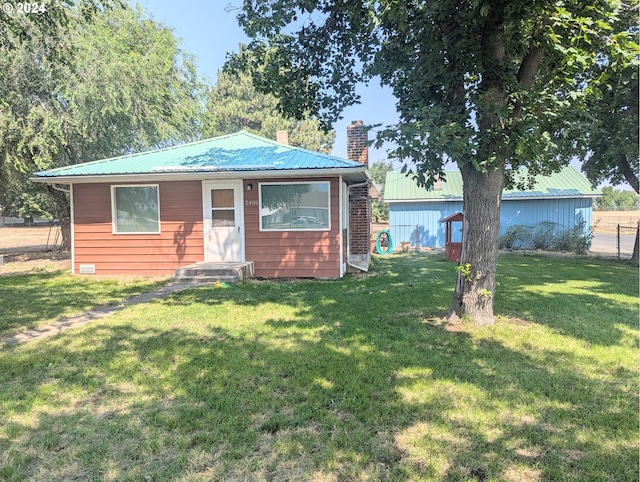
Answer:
[
  {"left": 593, "top": 210, "right": 639, "bottom": 226},
  {"left": 0, "top": 226, "right": 58, "bottom": 252},
  {"left": 593, "top": 211, "right": 639, "bottom": 233}
]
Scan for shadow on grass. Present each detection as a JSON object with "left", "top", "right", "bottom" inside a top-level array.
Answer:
[
  {"left": 495, "top": 254, "right": 638, "bottom": 346},
  {"left": 0, "top": 271, "right": 168, "bottom": 338},
  {"left": 0, "top": 254, "right": 636, "bottom": 480}
]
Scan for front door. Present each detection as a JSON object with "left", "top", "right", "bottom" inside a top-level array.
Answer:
[{"left": 203, "top": 181, "right": 244, "bottom": 262}]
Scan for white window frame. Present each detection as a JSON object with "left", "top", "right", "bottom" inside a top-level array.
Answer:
[
  {"left": 111, "top": 184, "right": 161, "bottom": 235},
  {"left": 259, "top": 181, "right": 331, "bottom": 232}
]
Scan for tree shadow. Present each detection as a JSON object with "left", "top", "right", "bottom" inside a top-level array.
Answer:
[
  {"left": 0, "top": 272, "right": 167, "bottom": 337},
  {"left": 0, "top": 254, "right": 636, "bottom": 479},
  {"left": 495, "top": 254, "right": 638, "bottom": 346}
]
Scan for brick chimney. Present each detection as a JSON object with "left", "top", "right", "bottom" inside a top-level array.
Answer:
[
  {"left": 347, "top": 120, "right": 368, "bottom": 167},
  {"left": 276, "top": 130, "right": 288, "bottom": 145},
  {"left": 346, "top": 120, "right": 372, "bottom": 273}
]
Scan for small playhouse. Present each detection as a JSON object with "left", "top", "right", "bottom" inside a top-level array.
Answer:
[{"left": 440, "top": 212, "right": 463, "bottom": 262}]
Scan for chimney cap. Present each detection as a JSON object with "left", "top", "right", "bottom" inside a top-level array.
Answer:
[{"left": 276, "top": 130, "right": 289, "bottom": 145}]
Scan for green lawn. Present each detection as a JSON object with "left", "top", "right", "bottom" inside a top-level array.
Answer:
[
  {"left": 0, "top": 271, "right": 168, "bottom": 338},
  {"left": 0, "top": 254, "right": 637, "bottom": 481}
]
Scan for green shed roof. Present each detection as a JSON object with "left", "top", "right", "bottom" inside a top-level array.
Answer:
[
  {"left": 32, "top": 131, "right": 365, "bottom": 181},
  {"left": 384, "top": 166, "right": 600, "bottom": 202}
]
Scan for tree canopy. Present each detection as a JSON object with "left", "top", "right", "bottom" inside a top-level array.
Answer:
[
  {"left": 0, "top": 3, "right": 204, "bottom": 246},
  {"left": 203, "top": 67, "right": 334, "bottom": 153},
  {"left": 575, "top": 1, "right": 639, "bottom": 194},
  {"left": 369, "top": 160, "right": 393, "bottom": 222},
  {"left": 232, "top": 0, "right": 630, "bottom": 323},
  {"left": 595, "top": 187, "right": 640, "bottom": 211}
]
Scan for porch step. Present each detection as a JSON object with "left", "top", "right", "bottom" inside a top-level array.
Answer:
[{"left": 173, "top": 261, "right": 254, "bottom": 283}]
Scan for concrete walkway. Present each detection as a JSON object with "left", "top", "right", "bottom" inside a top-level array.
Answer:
[{"left": 1, "top": 282, "right": 200, "bottom": 346}]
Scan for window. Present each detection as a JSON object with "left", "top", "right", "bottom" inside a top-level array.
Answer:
[
  {"left": 112, "top": 185, "right": 160, "bottom": 234},
  {"left": 210, "top": 188, "right": 235, "bottom": 227},
  {"left": 260, "top": 182, "right": 330, "bottom": 231}
]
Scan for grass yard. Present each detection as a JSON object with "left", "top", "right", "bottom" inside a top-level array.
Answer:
[
  {"left": 0, "top": 271, "right": 169, "bottom": 338},
  {"left": 0, "top": 254, "right": 637, "bottom": 481}
]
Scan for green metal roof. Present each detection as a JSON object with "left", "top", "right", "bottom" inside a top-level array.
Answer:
[
  {"left": 384, "top": 166, "right": 600, "bottom": 201},
  {"left": 33, "top": 131, "right": 364, "bottom": 179}
]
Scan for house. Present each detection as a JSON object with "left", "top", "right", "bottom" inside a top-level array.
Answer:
[
  {"left": 384, "top": 166, "right": 600, "bottom": 249},
  {"left": 30, "top": 121, "right": 373, "bottom": 278}
]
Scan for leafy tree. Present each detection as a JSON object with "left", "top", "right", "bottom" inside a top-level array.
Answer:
[
  {"left": 203, "top": 68, "right": 334, "bottom": 153},
  {"left": 0, "top": 4, "right": 204, "bottom": 249},
  {"left": 595, "top": 187, "right": 640, "bottom": 211},
  {"left": 571, "top": 1, "right": 639, "bottom": 264},
  {"left": 577, "top": 1, "right": 639, "bottom": 194},
  {"left": 230, "top": 0, "right": 622, "bottom": 324},
  {"left": 369, "top": 160, "right": 393, "bottom": 222}
]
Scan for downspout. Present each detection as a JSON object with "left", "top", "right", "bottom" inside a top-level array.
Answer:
[
  {"left": 347, "top": 180, "right": 372, "bottom": 272},
  {"left": 51, "top": 184, "right": 70, "bottom": 194}
]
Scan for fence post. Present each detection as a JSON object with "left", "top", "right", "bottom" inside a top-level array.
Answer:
[
  {"left": 415, "top": 224, "right": 419, "bottom": 253},
  {"left": 617, "top": 224, "right": 621, "bottom": 259}
]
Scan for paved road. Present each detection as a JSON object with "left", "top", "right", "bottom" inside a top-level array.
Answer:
[{"left": 590, "top": 231, "right": 636, "bottom": 258}]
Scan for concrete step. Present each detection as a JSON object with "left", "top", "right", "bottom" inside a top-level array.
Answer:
[
  {"left": 174, "top": 275, "right": 239, "bottom": 284},
  {"left": 173, "top": 261, "right": 254, "bottom": 283}
]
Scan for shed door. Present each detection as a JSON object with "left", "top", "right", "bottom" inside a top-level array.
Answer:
[{"left": 203, "top": 181, "right": 244, "bottom": 261}]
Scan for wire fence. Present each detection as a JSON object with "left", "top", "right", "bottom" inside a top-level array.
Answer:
[{"left": 591, "top": 223, "right": 638, "bottom": 259}]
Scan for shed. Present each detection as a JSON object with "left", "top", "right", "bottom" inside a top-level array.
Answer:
[
  {"left": 384, "top": 166, "right": 600, "bottom": 250},
  {"left": 31, "top": 124, "right": 373, "bottom": 278}
]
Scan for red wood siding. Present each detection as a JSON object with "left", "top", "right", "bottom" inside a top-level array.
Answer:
[
  {"left": 243, "top": 178, "right": 342, "bottom": 278},
  {"left": 72, "top": 181, "right": 204, "bottom": 275}
]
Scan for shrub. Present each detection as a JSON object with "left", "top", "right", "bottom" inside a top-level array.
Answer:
[
  {"left": 499, "top": 225, "right": 532, "bottom": 250},
  {"left": 551, "top": 221, "right": 593, "bottom": 254},
  {"left": 532, "top": 221, "right": 558, "bottom": 250},
  {"left": 500, "top": 221, "right": 593, "bottom": 254}
]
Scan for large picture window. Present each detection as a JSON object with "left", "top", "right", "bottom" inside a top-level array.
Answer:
[
  {"left": 260, "top": 182, "right": 330, "bottom": 231},
  {"left": 112, "top": 185, "right": 160, "bottom": 234}
]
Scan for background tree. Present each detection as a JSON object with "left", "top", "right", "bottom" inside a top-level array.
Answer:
[
  {"left": 231, "top": 0, "right": 622, "bottom": 324},
  {"left": 577, "top": 1, "right": 639, "bottom": 194},
  {"left": 369, "top": 160, "right": 393, "bottom": 223},
  {"left": 595, "top": 187, "right": 640, "bottom": 211},
  {"left": 203, "top": 68, "right": 334, "bottom": 153},
  {"left": 0, "top": 4, "right": 204, "bottom": 249},
  {"left": 571, "top": 1, "right": 639, "bottom": 264}
]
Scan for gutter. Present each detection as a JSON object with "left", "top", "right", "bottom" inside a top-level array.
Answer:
[{"left": 29, "top": 167, "right": 369, "bottom": 184}]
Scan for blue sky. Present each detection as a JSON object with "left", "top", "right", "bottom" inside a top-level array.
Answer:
[{"left": 138, "top": 0, "right": 398, "bottom": 164}]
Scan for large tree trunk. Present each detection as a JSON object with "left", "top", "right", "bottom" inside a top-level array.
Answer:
[
  {"left": 620, "top": 154, "right": 639, "bottom": 266},
  {"left": 46, "top": 185, "right": 71, "bottom": 252},
  {"left": 448, "top": 162, "right": 505, "bottom": 325}
]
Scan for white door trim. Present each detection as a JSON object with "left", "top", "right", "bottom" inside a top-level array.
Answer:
[{"left": 202, "top": 180, "right": 245, "bottom": 262}]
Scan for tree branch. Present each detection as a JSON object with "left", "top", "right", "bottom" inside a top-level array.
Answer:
[
  {"left": 517, "top": 46, "right": 544, "bottom": 90},
  {"left": 619, "top": 153, "right": 640, "bottom": 194},
  {"left": 513, "top": 46, "right": 544, "bottom": 120}
]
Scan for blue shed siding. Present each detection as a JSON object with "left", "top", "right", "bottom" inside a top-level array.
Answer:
[
  {"left": 389, "top": 201, "right": 463, "bottom": 248},
  {"left": 500, "top": 198, "right": 592, "bottom": 236},
  {"left": 389, "top": 198, "right": 593, "bottom": 248}
]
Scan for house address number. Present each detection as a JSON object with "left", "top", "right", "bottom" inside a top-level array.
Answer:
[{"left": 245, "top": 200, "right": 259, "bottom": 206}]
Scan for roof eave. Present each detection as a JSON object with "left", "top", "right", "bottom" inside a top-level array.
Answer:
[
  {"left": 385, "top": 194, "right": 600, "bottom": 203},
  {"left": 30, "top": 167, "right": 370, "bottom": 184},
  {"left": 385, "top": 197, "right": 463, "bottom": 203}
]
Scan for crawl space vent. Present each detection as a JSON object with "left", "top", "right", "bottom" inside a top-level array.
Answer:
[{"left": 79, "top": 264, "right": 96, "bottom": 275}]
